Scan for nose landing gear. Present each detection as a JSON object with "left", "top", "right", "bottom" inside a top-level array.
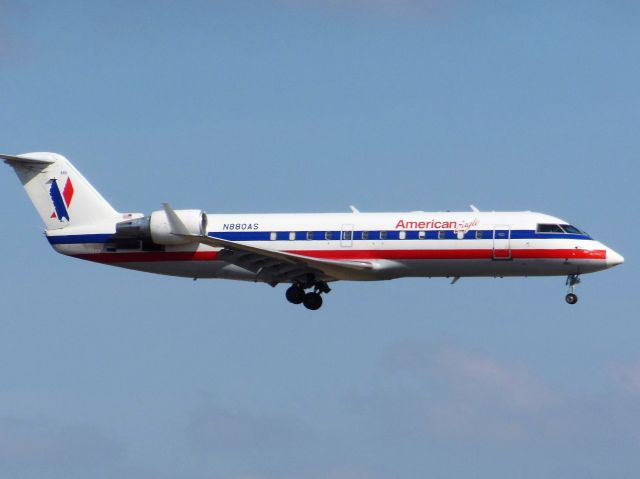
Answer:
[
  {"left": 565, "top": 274, "right": 581, "bottom": 304},
  {"left": 285, "top": 281, "right": 330, "bottom": 310}
]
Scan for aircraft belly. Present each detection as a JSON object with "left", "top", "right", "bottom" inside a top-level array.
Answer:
[
  {"left": 392, "top": 258, "right": 605, "bottom": 277},
  {"left": 58, "top": 238, "right": 609, "bottom": 282}
]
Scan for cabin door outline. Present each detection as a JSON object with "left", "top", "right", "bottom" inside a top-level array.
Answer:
[{"left": 341, "top": 224, "right": 354, "bottom": 247}]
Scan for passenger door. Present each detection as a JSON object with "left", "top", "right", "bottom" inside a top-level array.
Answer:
[{"left": 341, "top": 224, "right": 354, "bottom": 247}]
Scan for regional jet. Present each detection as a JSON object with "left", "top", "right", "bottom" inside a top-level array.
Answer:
[{"left": 3, "top": 152, "right": 624, "bottom": 310}]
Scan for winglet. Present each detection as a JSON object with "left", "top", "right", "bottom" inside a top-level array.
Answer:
[{"left": 162, "top": 203, "right": 192, "bottom": 236}]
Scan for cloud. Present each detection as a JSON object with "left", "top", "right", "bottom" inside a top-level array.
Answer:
[
  {"left": 185, "top": 393, "right": 395, "bottom": 479},
  {"left": 186, "top": 393, "right": 312, "bottom": 454},
  {"left": 0, "top": 1, "right": 27, "bottom": 63},
  {"left": 0, "top": 415, "right": 125, "bottom": 468},
  {"left": 320, "top": 465, "right": 385, "bottom": 479},
  {"left": 350, "top": 342, "right": 558, "bottom": 443},
  {"left": 609, "top": 360, "right": 640, "bottom": 397},
  {"left": 275, "top": 0, "right": 460, "bottom": 18},
  {"left": 381, "top": 341, "right": 556, "bottom": 408},
  {"left": 431, "top": 347, "right": 556, "bottom": 411},
  {"left": 344, "top": 341, "right": 640, "bottom": 468}
]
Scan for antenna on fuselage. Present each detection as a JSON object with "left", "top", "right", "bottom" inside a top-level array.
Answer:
[
  {"left": 349, "top": 205, "right": 360, "bottom": 213},
  {"left": 470, "top": 204, "right": 480, "bottom": 212}
]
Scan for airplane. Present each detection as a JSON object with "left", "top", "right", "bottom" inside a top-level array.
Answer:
[{"left": 3, "top": 152, "right": 624, "bottom": 310}]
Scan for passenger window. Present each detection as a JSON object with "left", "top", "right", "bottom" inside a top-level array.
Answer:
[
  {"left": 418, "top": 231, "right": 426, "bottom": 239},
  {"left": 537, "top": 224, "right": 564, "bottom": 233},
  {"left": 399, "top": 231, "right": 406, "bottom": 240},
  {"left": 270, "top": 232, "right": 277, "bottom": 241},
  {"left": 438, "top": 231, "right": 447, "bottom": 239},
  {"left": 306, "top": 231, "right": 314, "bottom": 240},
  {"left": 325, "top": 231, "right": 333, "bottom": 240},
  {"left": 361, "top": 231, "right": 369, "bottom": 240},
  {"left": 380, "top": 231, "right": 387, "bottom": 240},
  {"left": 289, "top": 232, "right": 296, "bottom": 241},
  {"left": 342, "top": 231, "right": 352, "bottom": 241},
  {"left": 475, "top": 230, "right": 483, "bottom": 239}
]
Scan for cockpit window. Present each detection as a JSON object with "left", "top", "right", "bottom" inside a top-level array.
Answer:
[
  {"left": 560, "top": 224, "right": 584, "bottom": 234},
  {"left": 537, "top": 223, "right": 587, "bottom": 235},
  {"left": 537, "top": 224, "right": 565, "bottom": 233}
]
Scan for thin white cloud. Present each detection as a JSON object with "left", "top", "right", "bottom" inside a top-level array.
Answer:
[
  {"left": 433, "top": 347, "right": 556, "bottom": 411},
  {"left": 321, "top": 465, "right": 385, "bottom": 479},
  {"left": 382, "top": 342, "right": 556, "bottom": 408},
  {"left": 609, "top": 360, "right": 640, "bottom": 397},
  {"left": 275, "top": 0, "right": 459, "bottom": 18},
  {"left": 0, "top": 0, "right": 27, "bottom": 64},
  {"left": 354, "top": 342, "right": 558, "bottom": 442},
  {"left": 0, "top": 416, "right": 125, "bottom": 467},
  {"left": 186, "top": 393, "right": 312, "bottom": 454}
]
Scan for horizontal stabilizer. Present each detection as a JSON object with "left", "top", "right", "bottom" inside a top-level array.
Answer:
[{"left": 0, "top": 153, "right": 56, "bottom": 166}]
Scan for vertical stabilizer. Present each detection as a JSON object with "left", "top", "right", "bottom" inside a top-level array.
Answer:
[{"left": 2, "top": 152, "right": 119, "bottom": 229}]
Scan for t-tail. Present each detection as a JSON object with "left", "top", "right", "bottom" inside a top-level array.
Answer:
[{"left": 2, "top": 152, "right": 120, "bottom": 229}]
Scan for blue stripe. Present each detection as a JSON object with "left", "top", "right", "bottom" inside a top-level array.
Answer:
[
  {"left": 208, "top": 230, "right": 591, "bottom": 241},
  {"left": 47, "top": 234, "right": 112, "bottom": 244},
  {"left": 46, "top": 229, "right": 593, "bottom": 245}
]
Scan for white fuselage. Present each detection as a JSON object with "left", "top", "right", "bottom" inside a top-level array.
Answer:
[
  {"left": 5, "top": 151, "right": 623, "bottom": 309},
  {"left": 46, "top": 210, "right": 623, "bottom": 283}
]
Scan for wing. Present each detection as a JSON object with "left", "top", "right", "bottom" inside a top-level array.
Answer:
[{"left": 162, "top": 204, "right": 375, "bottom": 284}]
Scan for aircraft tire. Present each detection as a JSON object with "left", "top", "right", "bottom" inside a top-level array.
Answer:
[
  {"left": 303, "top": 292, "right": 323, "bottom": 310},
  {"left": 565, "top": 293, "right": 578, "bottom": 305},
  {"left": 286, "top": 285, "right": 305, "bottom": 304}
]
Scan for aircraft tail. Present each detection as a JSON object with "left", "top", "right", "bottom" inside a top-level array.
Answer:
[{"left": 2, "top": 152, "right": 120, "bottom": 230}]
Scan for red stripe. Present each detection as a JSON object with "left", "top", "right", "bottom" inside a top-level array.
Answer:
[
  {"left": 290, "top": 249, "right": 606, "bottom": 260},
  {"left": 512, "top": 249, "right": 606, "bottom": 260},
  {"left": 73, "top": 248, "right": 606, "bottom": 264}
]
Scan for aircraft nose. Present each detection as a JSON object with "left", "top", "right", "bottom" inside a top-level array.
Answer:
[{"left": 606, "top": 248, "right": 624, "bottom": 268}]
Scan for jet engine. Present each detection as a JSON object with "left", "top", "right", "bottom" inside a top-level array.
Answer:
[{"left": 115, "top": 209, "right": 207, "bottom": 245}]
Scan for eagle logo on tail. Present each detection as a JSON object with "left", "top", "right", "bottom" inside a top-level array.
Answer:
[{"left": 49, "top": 177, "right": 74, "bottom": 222}]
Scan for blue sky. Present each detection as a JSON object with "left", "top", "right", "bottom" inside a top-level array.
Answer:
[{"left": 0, "top": 1, "right": 638, "bottom": 478}]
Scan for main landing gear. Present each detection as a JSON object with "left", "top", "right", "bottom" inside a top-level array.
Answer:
[
  {"left": 565, "top": 274, "right": 581, "bottom": 305},
  {"left": 285, "top": 281, "right": 331, "bottom": 311}
]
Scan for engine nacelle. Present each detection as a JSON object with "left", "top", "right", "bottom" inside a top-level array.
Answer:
[
  {"left": 115, "top": 209, "right": 207, "bottom": 245},
  {"left": 150, "top": 209, "right": 207, "bottom": 245}
]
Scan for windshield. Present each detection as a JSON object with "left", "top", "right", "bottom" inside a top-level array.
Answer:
[
  {"left": 560, "top": 224, "right": 585, "bottom": 234},
  {"left": 537, "top": 224, "right": 565, "bottom": 233},
  {"left": 537, "top": 223, "right": 587, "bottom": 235}
]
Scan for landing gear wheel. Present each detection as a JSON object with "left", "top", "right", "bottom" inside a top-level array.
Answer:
[
  {"left": 285, "top": 285, "right": 305, "bottom": 304},
  {"left": 565, "top": 275, "right": 581, "bottom": 305},
  {"left": 303, "top": 292, "right": 323, "bottom": 310},
  {"left": 565, "top": 293, "right": 578, "bottom": 305}
]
